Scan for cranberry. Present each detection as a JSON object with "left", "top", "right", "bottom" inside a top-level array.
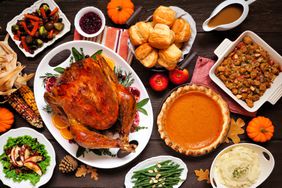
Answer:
[{"left": 79, "top": 12, "right": 102, "bottom": 34}]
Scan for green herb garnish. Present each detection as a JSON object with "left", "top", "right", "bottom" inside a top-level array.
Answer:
[
  {"left": 53, "top": 67, "right": 65, "bottom": 74},
  {"left": 91, "top": 49, "right": 103, "bottom": 60},
  {"left": 232, "top": 166, "right": 249, "bottom": 179},
  {"left": 136, "top": 98, "right": 149, "bottom": 115}
]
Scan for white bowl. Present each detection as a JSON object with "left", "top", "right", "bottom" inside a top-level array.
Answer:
[
  {"left": 210, "top": 143, "right": 275, "bottom": 188},
  {"left": 0, "top": 127, "right": 56, "bottom": 188},
  {"left": 74, "top": 6, "right": 105, "bottom": 38},
  {"left": 209, "top": 30, "right": 282, "bottom": 112}
]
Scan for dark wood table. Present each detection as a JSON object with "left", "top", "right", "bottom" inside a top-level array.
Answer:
[{"left": 0, "top": 0, "right": 282, "bottom": 187}]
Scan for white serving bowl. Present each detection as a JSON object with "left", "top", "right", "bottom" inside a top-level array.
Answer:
[
  {"left": 210, "top": 143, "right": 275, "bottom": 188},
  {"left": 74, "top": 6, "right": 105, "bottom": 38},
  {"left": 209, "top": 30, "right": 282, "bottom": 112}
]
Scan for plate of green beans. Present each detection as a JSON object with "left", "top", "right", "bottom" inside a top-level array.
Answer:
[{"left": 125, "top": 156, "right": 188, "bottom": 188}]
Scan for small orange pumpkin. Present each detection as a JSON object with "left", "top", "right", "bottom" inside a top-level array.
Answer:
[
  {"left": 107, "top": 0, "right": 134, "bottom": 25},
  {"left": 0, "top": 107, "right": 14, "bottom": 133},
  {"left": 246, "top": 116, "right": 274, "bottom": 143}
]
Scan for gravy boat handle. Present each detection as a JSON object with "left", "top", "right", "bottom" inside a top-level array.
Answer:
[{"left": 245, "top": 0, "right": 256, "bottom": 5}]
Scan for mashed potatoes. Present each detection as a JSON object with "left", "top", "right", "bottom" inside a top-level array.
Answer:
[{"left": 215, "top": 146, "right": 260, "bottom": 188}]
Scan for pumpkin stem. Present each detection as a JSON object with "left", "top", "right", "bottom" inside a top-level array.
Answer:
[
  {"left": 117, "top": 6, "right": 122, "bottom": 11},
  {"left": 260, "top": 127, "right": 268, "bottom": 133}
]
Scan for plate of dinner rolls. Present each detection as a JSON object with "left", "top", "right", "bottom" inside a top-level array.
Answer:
[{"left": 128, "top": 5, "right": 197, "bottom": 71}]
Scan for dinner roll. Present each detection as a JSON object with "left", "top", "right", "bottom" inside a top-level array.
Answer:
[
  {"left": 148, "top": 24, "right": 175, "bottom": 49},
  {"left": 135, "top": 43, "right": 158, "bottom": 68},
  {"left": 158, "top": 44, "right": 182, "bottom": 70},
  {"left": 129, "top": 22, "right": 153, "bottom": 46},
  {"left": 171, "top": 18, "right": 191, "bottom": 43},
  {"left": 153, "top": 6, "right": 176, "bottom": 27}
]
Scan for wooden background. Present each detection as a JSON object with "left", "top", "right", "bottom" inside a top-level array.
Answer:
[{"left": 0, "top": 0, "right": 282, "bottom": 187}]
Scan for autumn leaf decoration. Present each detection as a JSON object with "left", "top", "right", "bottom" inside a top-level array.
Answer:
[
  {"left": 194, "top": 169, "right": 210, "bottom": 183},
  {"left": 75, "top": 164, "right": 99, "bottom": 181},
  {"left": 225, "top": 118, "right": 245, "bottom": 144}
]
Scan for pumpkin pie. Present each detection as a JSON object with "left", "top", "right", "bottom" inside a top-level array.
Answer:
[{"left": 157, "top": 84, "right": 230, "bottom": 156}]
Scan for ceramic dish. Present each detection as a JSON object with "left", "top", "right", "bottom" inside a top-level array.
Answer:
[
  {"left": 210, "top": 143, "right": 275, "bottom": 188},
  {"left": 128, "top": 6, "right": 197, "bottom": 70},
  {"left": 6, "top": 0, "right": 71, "bottom": 58},
  {"left": 34, "top": 41, "right": 154, "bottom": 169},
  {"left": 202, "top": 0, "right": 256, "bottom": 31},
  {"left": 124, "top": 155, "right": 188, "bottom": 188},
  {"left": 0, "top": 127, "right": 56, "bottom": 188},
  {"left": 74, "top": 6, "right": 105, "bottom": 38},
  {"left": 209, "top": 30, "right": 282, "bottom": 112}
]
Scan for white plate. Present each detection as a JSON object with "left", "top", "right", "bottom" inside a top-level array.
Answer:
[
  {"left": 0, "top": 127, "right": 56, "bottom": 188},
  {"left": 124, "top": 155, "right": 188, "bottom": 188},
  {"left": 209, "top": 30, "right": 282, "bottom": 112},
  {"left": 128, "top": 6, "right": 197, "bottom": 64},
  {"left": 6, "top": 0, "right": 71, "bottom": 58},
  {"left": 210, "top": 143, "right": 275, "bottom": 188},
  {"left": 34, "top": 41, "right": 154, "bottom": 169}
]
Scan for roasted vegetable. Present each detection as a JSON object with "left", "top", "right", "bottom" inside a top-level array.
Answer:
[
  {"left": 11, "top": 4, "right": 64, "bottom": 53},
  {"left": 18, "top": 85, "right": 40, "bottom": 116},
  {"left": 5, "top": 93, "right": 43, "bottom": 128},
  {"left": 45, "top": 22, "right": 54, "bottom": 31},
  {"left": 54, "top": 22, "right": 64, "bottom": 31},
  {"left": 36, "top": 39, "right": 43, "bottom": 47},
  {"left": 39, "top": 26, "right": 48, "bottom": 37},
  {"left": 11, "top": 24, "right": 19, "bottom": 33},
  {"left": 25, "top": 35, "right": 33, "bottom": 44}
]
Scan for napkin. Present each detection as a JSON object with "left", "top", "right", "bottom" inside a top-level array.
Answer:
[
  {"left": 191, "top": 56, "right": 257, "bottom": 117},
  {"left": 74, "top": 26, "right": 134, "bottom": 64}
]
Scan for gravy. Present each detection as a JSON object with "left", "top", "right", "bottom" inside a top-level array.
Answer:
[{"left": 208, "top": 4, "right": 243, "bottom": 27}]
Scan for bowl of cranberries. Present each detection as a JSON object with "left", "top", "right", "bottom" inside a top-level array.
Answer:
[{"left": 74, "top": 6, "right": 105, "bottom": 38}]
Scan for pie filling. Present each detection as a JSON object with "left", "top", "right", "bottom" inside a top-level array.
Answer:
[{"left": 164, "top": 91, "right": 224, "bottom": 150}]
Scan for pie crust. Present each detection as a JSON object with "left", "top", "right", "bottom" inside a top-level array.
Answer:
[{"left": 157, "top": 84, "right": 230, "bottom": 156}]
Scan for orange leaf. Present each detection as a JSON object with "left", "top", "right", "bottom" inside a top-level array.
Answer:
[
  {"left": 75, "top": 165, "right": 87, "bottom": 177},
  {"left": 225, "top": 118, "right": 245, "bottom": 144},
  {"left": 194, "top": 169, "right": 210, "bottom": 183},
  {"left": 87, "top": 166, "right": 99, "bottom": 181}
]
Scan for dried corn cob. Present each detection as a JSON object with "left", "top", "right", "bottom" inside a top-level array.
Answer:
[
  {"left": 4, "top": 92, "right": 43, "bottom": 128},
  {"left": 18, "top": 85, "right": 40, "bottom": 116}
]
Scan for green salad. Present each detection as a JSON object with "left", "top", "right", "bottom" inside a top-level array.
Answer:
[{"left": 0, "top": 135, "right": 50, "bottom": 185}]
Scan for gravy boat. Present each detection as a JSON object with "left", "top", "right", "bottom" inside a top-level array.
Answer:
[{"left": 202, "top": 0, "right": 256, "bottom": 31}]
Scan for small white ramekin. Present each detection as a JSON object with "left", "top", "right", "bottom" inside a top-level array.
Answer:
[{"left": 74, "top": 6, "right": 105, "bottom": 38}]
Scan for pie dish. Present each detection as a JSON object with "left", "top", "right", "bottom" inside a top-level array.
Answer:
[{"left": 157, "top": 84, "right": 230, "bottom": 156}]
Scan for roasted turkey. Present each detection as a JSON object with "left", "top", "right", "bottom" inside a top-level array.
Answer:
[{"left": 44, "top": 55, "right": 136, "bottom": 151}]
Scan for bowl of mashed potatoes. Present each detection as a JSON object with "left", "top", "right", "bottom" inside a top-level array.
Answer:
[{"left": 210, "top": 143, "right": 274, "bottom": 188}]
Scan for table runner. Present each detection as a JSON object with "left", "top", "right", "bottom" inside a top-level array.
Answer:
[{"left": 74, "top": 26, "right": 133, "bottom": 64}]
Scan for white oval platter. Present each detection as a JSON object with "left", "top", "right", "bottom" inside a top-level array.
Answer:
[{"left": 34, "top": 40, "right": 154, "bottom": 169}]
